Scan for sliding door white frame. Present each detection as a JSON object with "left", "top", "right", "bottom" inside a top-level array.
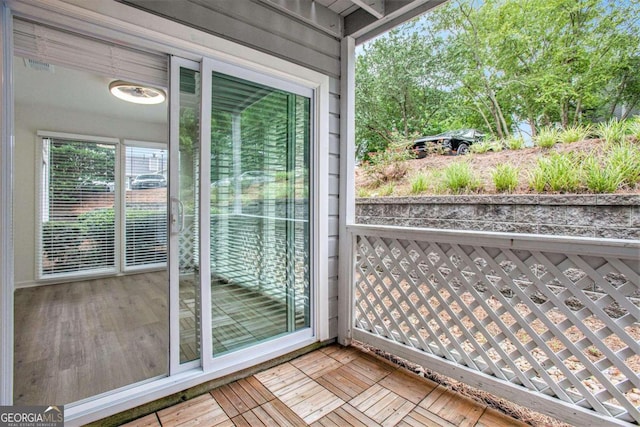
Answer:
[
  {"left": 169, "top": 56, "right": 201, "bottom": 375},
  {"left": 0, "top": 0, "right": 330, "bottom": 424},
  {"left": 0, "top": 2, "right": 14, "bottom": 405}
]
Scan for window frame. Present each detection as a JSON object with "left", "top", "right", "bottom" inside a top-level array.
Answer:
[
  {"left": 35, "top": 131, "right": 121, "bottom": 282},
  {"left": 121, "top": 139, "right": 168, "bottom": 273},
  {"left": 35, "top": 133, "right": 169, "bottom": 281}
]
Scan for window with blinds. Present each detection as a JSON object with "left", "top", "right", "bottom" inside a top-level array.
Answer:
[
  {"left": 38, "top": 138, "right": 169, "bottom": 278},
  {"left": 39, "top": 137, "right": 117, "bottom": 277},
  {"left": 124, "top": 145, "right": 168, "bottom": 268}
]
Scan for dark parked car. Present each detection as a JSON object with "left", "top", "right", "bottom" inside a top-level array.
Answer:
[
  {"left": 76, "top": 179, "right": 115, "bottom": 192},
  {"left": 413, "top": 129, "right": 485, "bottom": 158},
  {"left": 131, "top": 174, "right": 166, "bottom": 189}
]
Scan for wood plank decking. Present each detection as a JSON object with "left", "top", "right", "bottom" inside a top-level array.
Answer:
[{"left": 122, "top": 345, "right": 526, "bottom": 427}]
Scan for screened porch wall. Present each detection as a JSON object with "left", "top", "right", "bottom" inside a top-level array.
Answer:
[{"left": 115, "top": 0, "right": 343, "bottom": 339}]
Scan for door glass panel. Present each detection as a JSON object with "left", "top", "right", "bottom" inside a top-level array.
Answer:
[
  {"left": 210, "top": 72, "right": 310, "bottom": 355},
  {"left": 13, "top": 55, "right": 169, "bottom": 405},
  {"left": 178, "top": 67, "right": 201, "bottom": 363}
]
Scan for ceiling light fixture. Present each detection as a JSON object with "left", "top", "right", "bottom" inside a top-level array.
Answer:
[{"left": 109, "top": 80, "right": 166, "bottom": 105}]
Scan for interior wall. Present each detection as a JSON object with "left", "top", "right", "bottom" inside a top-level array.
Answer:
[{"left": 13, "top": 103, "right": 167, "bottom": 286}]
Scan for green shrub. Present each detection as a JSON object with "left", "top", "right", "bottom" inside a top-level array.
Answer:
[
  {"left": 528, "top": 168, "right": 547, "bottom": 193},
  {"left": 558, "top": 124, "right": 591, "bottom": 144},
  {"left": 528, "top": 153, "right": 580, "bottom": 193},
  {"left": 534, "top": 127, "right": 560, "bottom": 148},
  {"left": 438, "top": 162, "right": 482, "bottom": 194},
  {"left": 608, "top": 141, "right": 640, "bottom": 187},
  {"left": 470, "top": 140, "right": 504, "bottom": 154},
  {"left": 469, "top": 141, "right": 492, "bottom": 154},
  {"left": 596, "top": 118, "right": 628, "bottom": 145},
  {"left": 490, "top": 140, "right": 505, "bottom": 152},
  {"left": 505, "top": 136, "right": 525, "bottom": 150},
  {"left": 629, "top": 116, "right": 640, "bottom": 140},
  {"left": 274, "top": 171, "right": 290, "bottom": 181},
  {"left": 357, "top": 187, "right": 372, "bottom": 198},
  {"left": 492, "top": 164, "right": 519, "bottom": 193},
  {"left": 362, "top": 133, "right": 415, "bottom": 185},
  {"left": 41, "top": 221, "right": 85, "bottom": 273},
  {"left": 78, "top": 207, "right": 170, "bottom": 266},
  {"left": 78, "top": 208, "right": 116, "bottom": 266},
  {"left": 125, "top": 209, "right": 167, "bottom": 264},
  {"left": 581, "top": 155, "right": 624, "bottom": 193},
  {"left": 410, "top": 173, "right": 429, "bottom": 194},
  {"left": 378, "top": 183, "right": 395, "bottom": 196}
]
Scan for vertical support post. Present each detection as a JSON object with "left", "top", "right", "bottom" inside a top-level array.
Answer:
[
  {"left": 337, "top": 36, "right": 356, "bottom": 346},
  {"left": 0, "top": 3, "right": 13, "bottom": 404},
  {"left": 286, "top": 95, "right": 296, "bottom": 332},
  {"left": 199, "top": 59, "right": 212, "bottom": 367}
]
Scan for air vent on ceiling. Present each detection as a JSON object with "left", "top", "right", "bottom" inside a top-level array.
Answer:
[{"left": 23, "top": 58, "right": 55, "bottom": 73}]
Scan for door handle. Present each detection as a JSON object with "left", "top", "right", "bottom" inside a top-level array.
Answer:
[{"left": 170, "top": 197, "right": 185, "bottom": 235}]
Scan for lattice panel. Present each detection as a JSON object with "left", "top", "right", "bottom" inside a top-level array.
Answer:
[
  {"left": 352, "top": 232, "right": 640, "bottom": 424},
  {"left": 210, "top": 215, "right": 310, "bottom": 326},
  {"left": 178, "top": 216, "right": 197, "bottom": 273}
]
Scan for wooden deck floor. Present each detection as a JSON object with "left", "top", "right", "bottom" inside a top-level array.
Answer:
[{"left": 122, "top": 345, "right": 526, "bottom": 427}]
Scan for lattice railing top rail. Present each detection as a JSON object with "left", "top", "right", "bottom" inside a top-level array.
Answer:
[{"left": 348, "top": 224, "right": 640, "bottom": 425}]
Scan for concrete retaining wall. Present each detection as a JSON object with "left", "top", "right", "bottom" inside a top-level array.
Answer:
[{"left": 355, "top": 194, "right": 640, "bottom": 240}]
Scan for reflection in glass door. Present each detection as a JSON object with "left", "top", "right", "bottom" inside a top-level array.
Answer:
[
  {"left": 208, "top": 72, "right": 311, "bottom": 355},
  {"left": 171, "top": 62, "right": 202, "bottom": 365},
  {"left": 171, "top": 57, "right": 312, "bottom": 366}
]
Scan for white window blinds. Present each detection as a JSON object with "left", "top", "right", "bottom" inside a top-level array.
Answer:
[
  {"left": 13, "top": 18, "right": 167, "bottom": 88},
  {"left": 39, "top": 138, "right": 117, "bottom": 277},
  {"left": 124, "top": 145, "right": 168, "bottom": 268}
]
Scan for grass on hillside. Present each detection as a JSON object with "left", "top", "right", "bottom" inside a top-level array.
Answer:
[{"left": 357, "top": 118, "right": 640, "bottom": 197}]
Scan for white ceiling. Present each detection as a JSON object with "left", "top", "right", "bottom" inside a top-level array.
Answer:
[{"left": 14, "top": 57, "right": 168, "bottom": 124}]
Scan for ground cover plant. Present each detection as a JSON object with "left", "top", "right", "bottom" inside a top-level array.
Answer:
[{"left": 356, "top": 118, "right": 640, "bottom": 196}]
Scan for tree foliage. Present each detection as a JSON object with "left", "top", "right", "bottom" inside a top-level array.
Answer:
[
  {"left": 356, "top": 0, "right": 640, "bottom": 158},
  {"left": 49, "top": 141, "right": 115, "bottom": 202},
  {"left": 356, "top": 23, "right": 456, "bottom": 160}
]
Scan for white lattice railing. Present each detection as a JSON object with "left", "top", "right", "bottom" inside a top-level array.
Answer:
[{"left": 347, "top": 224, "right": 640, "bottom": 426}]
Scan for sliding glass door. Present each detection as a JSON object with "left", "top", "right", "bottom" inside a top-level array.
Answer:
[
  {"left": 208, "top": 71, "right": 310, "bottom": 355},
  {"left": 170, "top": 61, "right": 202, "bottom": 368},
  {"left": 170, "top": 57, "right": 312, "bottom": 367}
]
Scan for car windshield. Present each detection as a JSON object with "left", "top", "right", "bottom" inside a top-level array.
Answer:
[
  {"left": 438, "top": 129, "right": 475, "bottom": 138},
  {"left": 136, "top": 174, "right": 163, "bottom": 180}
]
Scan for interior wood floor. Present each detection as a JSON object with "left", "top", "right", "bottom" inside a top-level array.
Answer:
[
  {"left": 14, "top": 272, "right": 170, "bottom": 405},
  {"left": 121, "top": 345, "right": 527, "bottom": 427},
  {"left": 14, "top": 272, "right": 305, "bottom": 406}
]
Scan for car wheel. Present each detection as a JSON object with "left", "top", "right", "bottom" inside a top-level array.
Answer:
[{"left": 456, "top": 143, "right": 469, "bottom": 155}]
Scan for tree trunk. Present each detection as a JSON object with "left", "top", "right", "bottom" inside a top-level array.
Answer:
[
  {"left": 401, "top": 94, "right": 409, "bottom": 138},
  {"left": 476, "top": 103, "right": 494, "bottom": 137},
  {"left": 621, "top": 99, "right": 639, "bottom": 120},
  {"left": 486, "top": 99, "right": 504, "bottom": 139},
  {"left": 561, "top": 100, "right": 569, "bottom": 128},
  {"left": 483, "top": 82, "right": 508, "bottom": 137},
  {"left": 573, "top": 99, "right": 582, "bottom": 126},
  {"left": 529, "top": 117, "right": 537, "bottom": 138}
]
